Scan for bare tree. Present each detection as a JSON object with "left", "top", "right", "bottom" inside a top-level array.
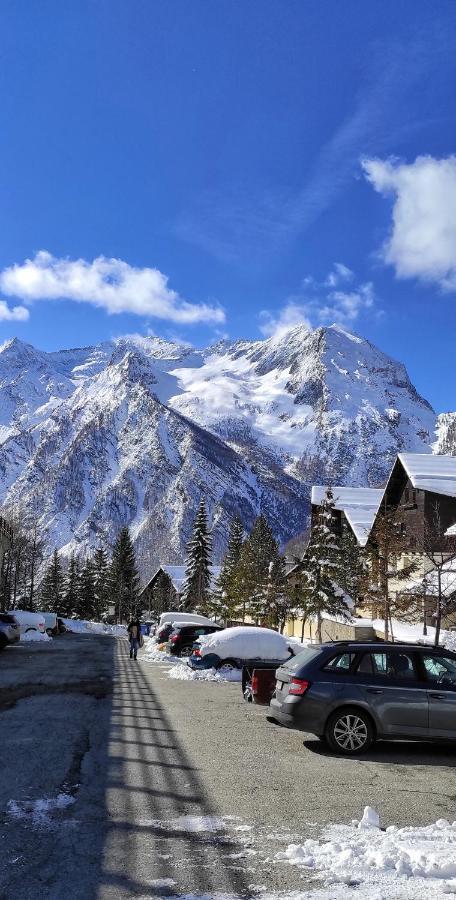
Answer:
[{"left": 408, "top": 504, "right": 456, "bottom": 646}]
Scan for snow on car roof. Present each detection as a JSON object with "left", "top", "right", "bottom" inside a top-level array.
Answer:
[
  {"left": 399, "top": 453, "right": 456, "bottom": 498},
  {"left": 199, "top": 626, "right": 292, "bottom": 661},
  {"left": 311, "top": 486, "right": 383, "bottom": 546}
]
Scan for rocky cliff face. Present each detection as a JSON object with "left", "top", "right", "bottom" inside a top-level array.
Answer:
[
  {"left": 0, "top": 325, "right": 437, "bottom": 576},
  {"left": 435, "top": 412, "right": 456, "bottom": 456}
]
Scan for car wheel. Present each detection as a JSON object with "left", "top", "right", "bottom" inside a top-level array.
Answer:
[
  {"left": 218, "top": 658, "right": 238, "bottom": 671},
  {"left": 25, "top": 627, "right": 37, "bottom": 633},
  {"left": 325, "top": 707, "right": 374, "bottom": 755},
  {"left": 179, "top": 646, "right": 192, "bottom": 658}
]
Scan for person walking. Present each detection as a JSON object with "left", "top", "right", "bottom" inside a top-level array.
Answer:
[{"left": 127, "top": 616, "right": 141, "bottom": 660}]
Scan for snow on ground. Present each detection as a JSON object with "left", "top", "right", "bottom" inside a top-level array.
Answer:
[
  {"left": 276, "top": 806, "right": 456, "bottom": 898},
  {"left": 20, "top": 630, "right": 52, "bottom": 643},
  {"left": 141, "top": 639, "right": 178, "bottom": 664},
  {"left": 168, "top": 663, "right": 242, "bottom": 683},
  {"left": 7, "top": 793, "right": 75, "bottom": 827}
]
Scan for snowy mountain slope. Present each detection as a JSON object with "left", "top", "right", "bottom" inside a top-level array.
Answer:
[
  {"left": 435, "top": 412, "right": 456, "bottom": 455},
  {"left": 0, "top": 341, "right": 307, "bottom": 574},
  {"left": 168, "top": 324, "right": 435, "bottom": 486},
  {"left": 0, "top": 325, "right": 437, "bottom": 576}
]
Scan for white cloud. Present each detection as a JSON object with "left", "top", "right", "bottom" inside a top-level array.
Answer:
[
  {"left": 362, "top": 155, "right": 456, "bottom": 291},
  {"left": 0, "top": 300, "right": 29, "bottom": 322},
  {"left": 0, "top": 251, "right": 225, "bottom": 325},
  {"left": 259, "top": 265, "right": 377, "bottom": 340}
]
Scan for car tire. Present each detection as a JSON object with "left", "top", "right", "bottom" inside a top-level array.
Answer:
[
  {"left": 0, "top": 634, "right": 7, "bottom": 651},
  {"left": 218, "top": 658, "right": 239, "bottom": 671},
  {"left": 179, "top": 646, "right": 192, "bottom": 658},
  {"left": 325, "top": 707, "right": 375, "bottom": 755}
]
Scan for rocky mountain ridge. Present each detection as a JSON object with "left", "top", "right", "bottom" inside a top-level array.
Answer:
[{"left": 0, "top": 325, "right": 441, "bottom": 577}]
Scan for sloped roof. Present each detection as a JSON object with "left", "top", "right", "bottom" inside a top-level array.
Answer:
[
  {"left": 398, "top": 453, "right": 456, "bottom": 498},
  {"left": 311, "top": 485, "right": 383, "bottom": 546},
  {"left": 143, "top": 564, "right": 222, "bottom": 594},
  {"left": 446, "top": 523, "right": 456, "bottom": 537}
]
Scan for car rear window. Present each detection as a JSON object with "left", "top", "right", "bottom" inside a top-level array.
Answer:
[{"left": 322, "top": 652, "right": 356, "bottom": 672}]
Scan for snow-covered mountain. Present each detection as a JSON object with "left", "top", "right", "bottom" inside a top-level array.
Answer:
[
  {"left": 0, "top": 325, "right": 437, "bottom": 577},
  {"left": 435, "top": 412, "right": 456, "bottom": 455}
]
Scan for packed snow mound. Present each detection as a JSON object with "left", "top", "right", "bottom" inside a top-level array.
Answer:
[
  {"left": 277, "top": 807, "right": 456, "bottom": 894},
  {"left": 20, "top": 630, "right": 52, "bottom": 643},
  {"left": 198, "top": 626, "right": 293, "bottom": 661},
  {"left": 168, "top": 663, "right": 242, "bottom": 682},
  {"left": 141, "top": 639, "right": 177, "bottom": 664},
  {"left": 61, "top": 618, "right": 127, "bottom": 636}
]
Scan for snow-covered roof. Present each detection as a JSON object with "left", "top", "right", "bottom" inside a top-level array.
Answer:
[
  {"left": 311, "top": 485, "right": 383, "bottom": 546},
  {"left": 445, "top": 523, "right": 456, "bottom": 537},
  {"left": 398, "top": 453, "right": 456, "bottom": 499},
  {"left": 155, "top": 564, "right": 221, "bottom": 593}
]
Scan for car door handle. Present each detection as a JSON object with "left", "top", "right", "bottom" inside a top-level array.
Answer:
[
  {"left": 429, "top": 693, "right": 447, "bottom": 700},
  {"left": 366, "top": 688, "right": 383, "bottom": 694}
]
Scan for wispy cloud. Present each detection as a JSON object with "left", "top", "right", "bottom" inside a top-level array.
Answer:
[
  {"left": 174, "top": 34, "right": 448, "bottom": 268},
  {"left": 0, "top": 251, "right": 225, "bottom": 326},
  {"left": 259, "top": 264, "right": 378, "bottom": 340},
  {"left": 362, "top": 154, "right": 456, "bottom": 292}
]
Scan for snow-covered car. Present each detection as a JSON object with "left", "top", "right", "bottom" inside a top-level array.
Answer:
[
  {"left": 188, "top": 626, "right": 297, "bottom": 671},
  {"left": 155, "top": 613, "right": 215, "bottom": 644},
  {"left": 11, "top": 610, "right": 46, "bottom": 636}
]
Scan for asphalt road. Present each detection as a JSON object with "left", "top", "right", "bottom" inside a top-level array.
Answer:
[{"left": 1, "top": 635, "right": 456, "bottom": 900}]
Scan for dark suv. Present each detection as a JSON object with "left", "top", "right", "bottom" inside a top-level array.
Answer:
[
  {"left": 270, "top": 641, "right": 456, "bottom": 755},
  {"left": 168, "top": 623, "right": 223, "bottom": 657}
]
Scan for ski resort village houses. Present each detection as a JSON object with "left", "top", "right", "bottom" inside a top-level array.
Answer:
[{"left": 284, "top": 453, "right": 456, "bottom": 643}]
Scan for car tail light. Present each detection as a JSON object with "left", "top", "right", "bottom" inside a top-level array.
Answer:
[
  {"left": 289, "top": 677, "right": 310, "bottom": 696},
  {"left": 170, "top": 634, "right": 178, "bottom": 643},
  {"left": 193, "top": 647, "right": 201, "bottom": 657},
  {"left": 251, "top": 674, "right": 259, "bottom": 693}
]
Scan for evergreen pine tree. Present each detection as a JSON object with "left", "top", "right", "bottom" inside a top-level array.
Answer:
[
  {"left": 181, "top": 499, "right": 212, "bottom": 611},
  {"left": 153, "top": 571, "right": 176, "bottom": 618},
  {"left": 110, "top": 526, "right": 140, "bottom": 622},
  {"left": 75, "top": 559, "right": 97, "bottom": 620},
  {"left": 214, "top": 516, "right": 244, "bottom": 622},
  {"left": 237, "top": 515, "right": 281, "bottom": 623},
  {"left": 62, "top": 553, "right": 80, "bottom": 617},
  {"left": 93, "top": 547, "right": 110, "bottom": 620},
  {"left": 302, "top": 488, "right": 349, "bottom": 641},
  {"left": 39, "top": 550, "right": 64, "bottom": 613}
]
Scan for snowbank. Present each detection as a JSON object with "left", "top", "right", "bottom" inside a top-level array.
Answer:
[
  {"left": 372, "top": 617, "right": 456, "bottom": 652},
  {"left": 168, "top": 663, "right": 242, "bottom": 683},
  {"left": 198, "top": 626, "right": 293, "bottom": 661},
  {"left": 61, "top": 618, "right": 127, "bottom": 637},
  {"left": 20, "top": 630, "right": 52, "bottom": 643},
  {"left": 141, "top": 640, "right": 177, "bottom": 664},
  {"left": 277, "top": 806, "right": 456, "bottom": 895}
]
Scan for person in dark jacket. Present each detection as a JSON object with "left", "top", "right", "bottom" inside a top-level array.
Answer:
[{"left": 127, "top": 617, "right": 141, "bottom": 660}]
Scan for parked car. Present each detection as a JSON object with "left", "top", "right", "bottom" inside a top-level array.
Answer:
[
  {"left": 39, "top": 612, "right": 59, "bottom": 635},
  {"left": 167, "top": 623, "right": 223, "bottom": 657},
  {"left": 155, "top": 614, "right": 215, "bottom": 645},
  {"left": 242, "top": 665, "right": 278, "bottom": 703},
  {"left": 189, "top": 626, "right": 297, "bottom": 671},
  {"left": 270, "top": 641, "right": 456, "bottom": 755},
  {"left": 0, "top": 612, "right": 20, "bottom": 650},
  {"left": 11, "top": 610, "right": 46, "bottom": 636}
]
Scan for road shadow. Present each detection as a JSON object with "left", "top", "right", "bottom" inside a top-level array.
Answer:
[
  {"left": 95, "top": 640, "right": 253, "bottom": 899},
  {"left": 304, "top": 736, "right": 456, "bottom": 766}
]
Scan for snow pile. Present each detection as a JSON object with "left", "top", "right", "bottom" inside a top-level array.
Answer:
[
  {"left": 141, "top": 641, "right": 177, "bottom": 664},
  {"left": 168, "top": 663, "right": 242, "bottom": 683},
  {"left": 61, "top": 618, "right": 127, "bottom": 636},
  {"left": 198, "top": 626, "right": 292, "bottom": 662},
  {"left": 172, "top": 815, "right": 226, "bottom": 832},
  {"left": 276, "top": 806, "right": 456, "bottom": 894},
  {"left": 7, "top": 793, "right": 75, "bottom": 827},
  {"left": 20, "top": 630, "right": 52, "bottom": 643}
]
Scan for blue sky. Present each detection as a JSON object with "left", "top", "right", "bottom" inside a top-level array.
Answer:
[{"left": 0, "top": 1, "right": 455, "bottom": 411}]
